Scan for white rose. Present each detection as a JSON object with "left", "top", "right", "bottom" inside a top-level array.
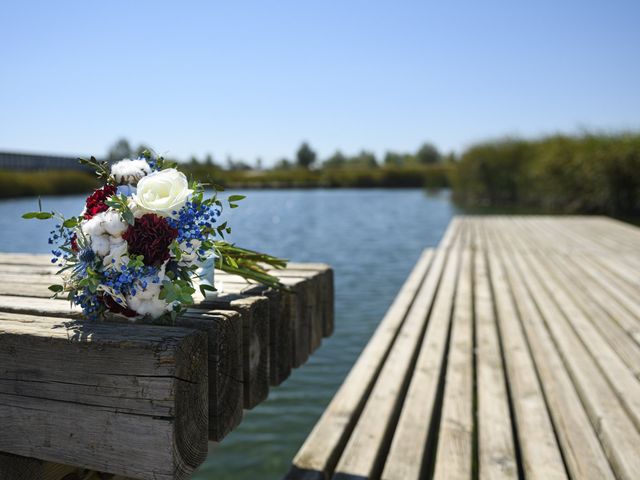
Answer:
[
  {"left": 111, "top": 158, "right": 151, "bottom": 185},
  {"left": 133, "top": 168, "right": 193, "bottom": 217}
]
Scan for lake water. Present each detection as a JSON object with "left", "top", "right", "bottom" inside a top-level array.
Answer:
[{"left": 0, "top": 189, "right": 457, "bottom": 479}]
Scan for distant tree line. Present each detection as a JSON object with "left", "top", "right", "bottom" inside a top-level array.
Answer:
[{"left": 2, "top": 134, "right": 638, "bottom": 217}]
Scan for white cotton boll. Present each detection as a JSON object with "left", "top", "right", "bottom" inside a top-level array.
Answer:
[
  {"left": 135, "top": 279, "right": 162, "bottom": 300},
  {"left": 127, "top": 293, "right": 169, "bottom": 318},
  {"left": 111, "top": 158, "right": 152, "bottom": 185},
  {"left": 178, "top": 239, "right": 202, "bottom": 265},
  {"left": 81, "top": 214, "right": 106, "bottom": 237},
  {"left": 103, "top": 240, "right": 129, "bottom": 269},
  {"left": 127, "top": 295, "right": 142, "bottom": 313},
  {"left": 90, "top": 234, "right": 110, "bottom": 257},
  {"left": 102, "top": 210, "right": 128, "bottom": 237}
]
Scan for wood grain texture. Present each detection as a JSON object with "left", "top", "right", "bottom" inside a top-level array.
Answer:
[
  {"left": 334, "top": 238, "right": 458, "bottom": 478},
  {"left": 287, "top": 216, "right": 639, "bottom": 480},
  {"left": 193, "top": 293, "right": 270, "bottom": 409},
  {"left": 432, "top": 241, "right": 474, "bottom": 480},
  {"left": 470, "top": 223, "right": 517, "bottom": 480},
  {"left": 381, "top": 235, "right": 461, "bottom": 479},
  {"left": 478, "top": 220, "right": 616, "bottom": 480},
  {"left": 0, "top": 311, "right": 208, "bottom": 480},
  {"left": 286, "top": 248, "right": 437, "bottom": 480},
  {"left": 0, "top": 260, "right": 334, "bottom": 479}
]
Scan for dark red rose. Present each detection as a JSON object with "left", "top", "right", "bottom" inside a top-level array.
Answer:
[
  {"left": 84, "top": 185, "right": 117, "bottom": 220},
  {"left": 102, "top": 295, "right": 137, "bottom": 317},
  {"left": 122, "top": 213, "right": 178, "bottom": 266}
]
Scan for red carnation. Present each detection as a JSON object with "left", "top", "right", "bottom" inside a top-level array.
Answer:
[
  {"left": 122, "top": 213, "right": 178, "bottom": 266},
  {"left": 84, "top": 185, "right": 117, "bottom": 220}
]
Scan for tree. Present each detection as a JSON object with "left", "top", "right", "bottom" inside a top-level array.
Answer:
[
  {"left": 384, "top": 151, "right": 406, "bottom": 166},
  {"left": 324, "top": 150, "right": 347, "bottom": 169},
  {"left": 275, "top": 158, "right": 292, "bottom": 170},
  {"left": 107, "top": 138, "right": 133, "bottom": 161},
  {"left": 296, "top": 142, "right": 317, "bottom": 169},
  {"left": 352, "top": 150, "right": 378, "bottom": 168},
  {"left": 416, "top": 142, "right": 441, "bottom": 164}
]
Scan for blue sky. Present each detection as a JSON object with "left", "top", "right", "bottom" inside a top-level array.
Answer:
[{"left": 1, "top": 0, "right": 639, "bottom": 165}]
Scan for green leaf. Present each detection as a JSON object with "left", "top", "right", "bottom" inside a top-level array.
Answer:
[
  {"left": 48, "top": 284, "right": 64, "bottom": 293},
  {"left": 23, "top": 211, "right": 54, "bottom": 220},
  {"left": 199, "top": 284, "right": 217, "bottom": 297},
  {"left": 62, "top": 218, "right": 78, "bottom": 228},
  {"left": 229, "top": 203, "right": 239, "bottom": 209},
  {"left": 123, "top": 210, "right": 135, "bottom": 226},
  {"left": 228, "top": 195, "right": 246, "bottom": 202}
]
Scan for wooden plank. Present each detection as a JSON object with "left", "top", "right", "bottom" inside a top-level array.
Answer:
[
  {"left": 0, "top": 293, "right": 245, "bottom": 442},
  {"left": 504, "top": 219, "right": 640, "bottom": 430},
  {"left": 0, "top": 452, "right": 137, "bottom": 480},
  {"left": 432, "top": 243, "right": 473, "bottom": 479},
  {"left": 214, "top": 279, "right": 293, "bottom": 386},
  {"left": 381, "top": 233, "right": 462, "bottom": 480},
  {"left": 287, "top": 263, "right": 334, "bottom": 337},
  {"left": 491, "top": 218, "right": 640, "bottom": 480},
  {"left": 534, "top": 218, "right": 640, "bottom": 291},
  {"left": 480, "top": 223, "right": 567, "bottom": 480},
  {"left": 285, "top": 248, "right": 437, "bottom": 480},
  {"left": 333, "top": 227, "right": 461, "bottom": 479},
  {"left": 0, "top": 253, "right": 50, "bottom": 266},
  {"left": 273, "top": 267, "right": 326, "bottom": 352},
  {"left": 480, "top": 220, "right": 616, "bottom": 480},
  {"left": 193, "top": 294, "right": 270, "bottom": 409},
  {"left": 0, "top": 312, "right": 208, "bottom": 480},
  {"left": 511, "top": 219, "right": 640, "bottom": 369},
  {"left": 470, "top": 222, "right": 517, "bottom": 480},
  {"left": 179, "top": 310, "right": 244, "bottom": 441}
]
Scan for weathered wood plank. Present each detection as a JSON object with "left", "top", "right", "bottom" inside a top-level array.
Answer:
[
  {"left": 381, "top": 232, "right": 462, "bottom": 479},
  {"left": 178, "top": 310, "right": 243, "bottom": 441},
  {"left": 481, "top": 225, "right": 567, "bottom": 480},
  {"left": 0, "top": 312, "right": 208, "bottom": 480},
  {"left": 432, "top": 242, "right": 474, "bottom": 480},
  {"left": 334, "top": 227, "right": 461, "bottom": 479},
  {"left": 0, "top": 293, "right": 244, "bottom": 442},
  {"left": 0, "top": 452, "right": 138, "bottom": 480},
  {"left": 511, "top": 218, "right": 640, "bottom": 369},
  {"left": 491, "top": 218, "right": 640, "bottom": 480},
  {"left": 192, "top": 294, "right": 270, "bottom": 409},
  {"left": 503, "top": 219, "right": 640, "bottom": 430},
  {"left": 479, "top": 220, "right": 616, "bottom": 480},
  {"left": 286, "top": 248, "right": 437, "bottom": 480},
  {"left": 286, "top": 263, "right": 334, "bottom": 337},
  {"left": 470, "top": 223, "right": 517, "bottom": 480}
]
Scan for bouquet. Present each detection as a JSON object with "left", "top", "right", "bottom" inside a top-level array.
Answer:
[{"left": 24, "top": 152, "right": 286, "bottom": 322}]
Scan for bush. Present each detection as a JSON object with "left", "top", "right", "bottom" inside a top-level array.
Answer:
[{"left": 450, "top": 133, "right": 640, "bottom": 215}]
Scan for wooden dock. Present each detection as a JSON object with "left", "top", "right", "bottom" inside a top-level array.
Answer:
[
  {"left": 0, "top": 254, "right": 334, "bottom": 480},
  {"left": 288, "top": 216, "right": 640, "bottom": 480}
]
